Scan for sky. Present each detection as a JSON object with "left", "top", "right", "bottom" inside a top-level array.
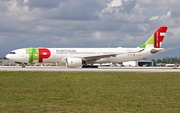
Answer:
[{"left": 0, "top": 0, "right": 180, "bottom": 59}]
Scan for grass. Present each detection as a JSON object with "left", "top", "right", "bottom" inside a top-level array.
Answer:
[{"left": 0, "top": 72, "right": 180, "bottom": 113}]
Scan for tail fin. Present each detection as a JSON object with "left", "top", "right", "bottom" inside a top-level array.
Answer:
[{"left": 139, "top": 26, "right": 168, "bottom": 48}]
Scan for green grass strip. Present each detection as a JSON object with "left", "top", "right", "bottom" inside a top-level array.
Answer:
[{"left": 0, "top": 72, "right": 180, "bottom": 113}]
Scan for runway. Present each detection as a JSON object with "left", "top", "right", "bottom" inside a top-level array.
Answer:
[{"left": 0, "top": 66, "right": 180, "bottom": 72}]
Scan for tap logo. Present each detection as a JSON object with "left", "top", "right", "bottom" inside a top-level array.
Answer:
[{"left": 26, "top": 48, "right": 51, "bottom": 63}]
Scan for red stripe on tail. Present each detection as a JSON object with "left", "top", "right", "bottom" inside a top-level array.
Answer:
[{"left": 154, "top": 26, "right": 168, "bottom": 48}]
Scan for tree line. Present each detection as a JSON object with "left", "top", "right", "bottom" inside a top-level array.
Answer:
[{"left": 151, "top": 56, "right": 180, "bottom": 64}]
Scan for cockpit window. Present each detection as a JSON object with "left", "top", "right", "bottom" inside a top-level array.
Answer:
[{"left": 9, "top": 52, "right": 16, "bottom": 54}]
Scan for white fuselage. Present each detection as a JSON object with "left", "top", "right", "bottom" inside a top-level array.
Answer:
[{"left": 6, "top": 47, "right": 163, "bottom": 65}]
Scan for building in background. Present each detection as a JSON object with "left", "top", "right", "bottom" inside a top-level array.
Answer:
[{"left": 123, "top": 60, "right": 153, "bottom": 67}]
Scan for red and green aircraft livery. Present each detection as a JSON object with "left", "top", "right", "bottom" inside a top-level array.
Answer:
[{"left": 26, "top": 48, "right": 51, "bottom": 63}]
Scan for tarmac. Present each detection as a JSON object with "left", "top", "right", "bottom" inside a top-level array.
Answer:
[{"left": 0, "top": 66, "right": 180, "bottom": 72}]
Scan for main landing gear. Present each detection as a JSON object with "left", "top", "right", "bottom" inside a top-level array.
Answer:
[{"left": 82, "top": 65, "right": 98, "bottom": 68}]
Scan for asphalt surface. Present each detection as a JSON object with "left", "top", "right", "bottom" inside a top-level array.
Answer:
[{"left": 0, "top": 66, "right": 179, "bottom": 72}]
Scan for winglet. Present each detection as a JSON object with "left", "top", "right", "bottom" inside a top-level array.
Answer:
[{"left": 139, "top": 26, "right": 168, "bottom": 48}]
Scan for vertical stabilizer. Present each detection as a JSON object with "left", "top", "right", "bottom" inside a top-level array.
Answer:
[{"left": 139, "top": 26, "right": 168, "bottom": 48}]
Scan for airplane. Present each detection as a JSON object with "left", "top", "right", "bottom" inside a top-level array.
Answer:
[{"left": 6, "top": 26, "right": 169, "bottom": 68}]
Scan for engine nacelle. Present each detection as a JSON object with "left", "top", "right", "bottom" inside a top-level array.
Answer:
[{"left": 66, "top": 57, "right": 82, "bottom": 68}]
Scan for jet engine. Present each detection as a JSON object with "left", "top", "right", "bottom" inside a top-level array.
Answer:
[{"left": 66, "top": 57, "right": 83, "bottom": 68}]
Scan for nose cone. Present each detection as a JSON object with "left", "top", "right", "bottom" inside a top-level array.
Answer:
[
  {"left": 5, "top": 51, "right": 16, "bottom": 61},
  {"left": 5, "top": 50, "right": 28, "bottom": 63},
  {"left": 5, "top": 54, "right": 15, "bottom": 61},
  {"left": 5, "top": 54, "right": 10, "bottom": 60},
  {"left": 5, "top": 53, "right": 17, "bottom": 62}
]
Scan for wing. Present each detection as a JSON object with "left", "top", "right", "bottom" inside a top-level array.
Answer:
[
  {"left": 60, "top": 53, "right": 124, "bottom": 63},
  {"left": 81, "top": 49, "right": 145, "bottom": 62},
  {"left": 81, "top": 53, "right": 127, "bottom": 62},
  {"left": 83, "top": 54, "right": 117, "bottom": 61}
]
